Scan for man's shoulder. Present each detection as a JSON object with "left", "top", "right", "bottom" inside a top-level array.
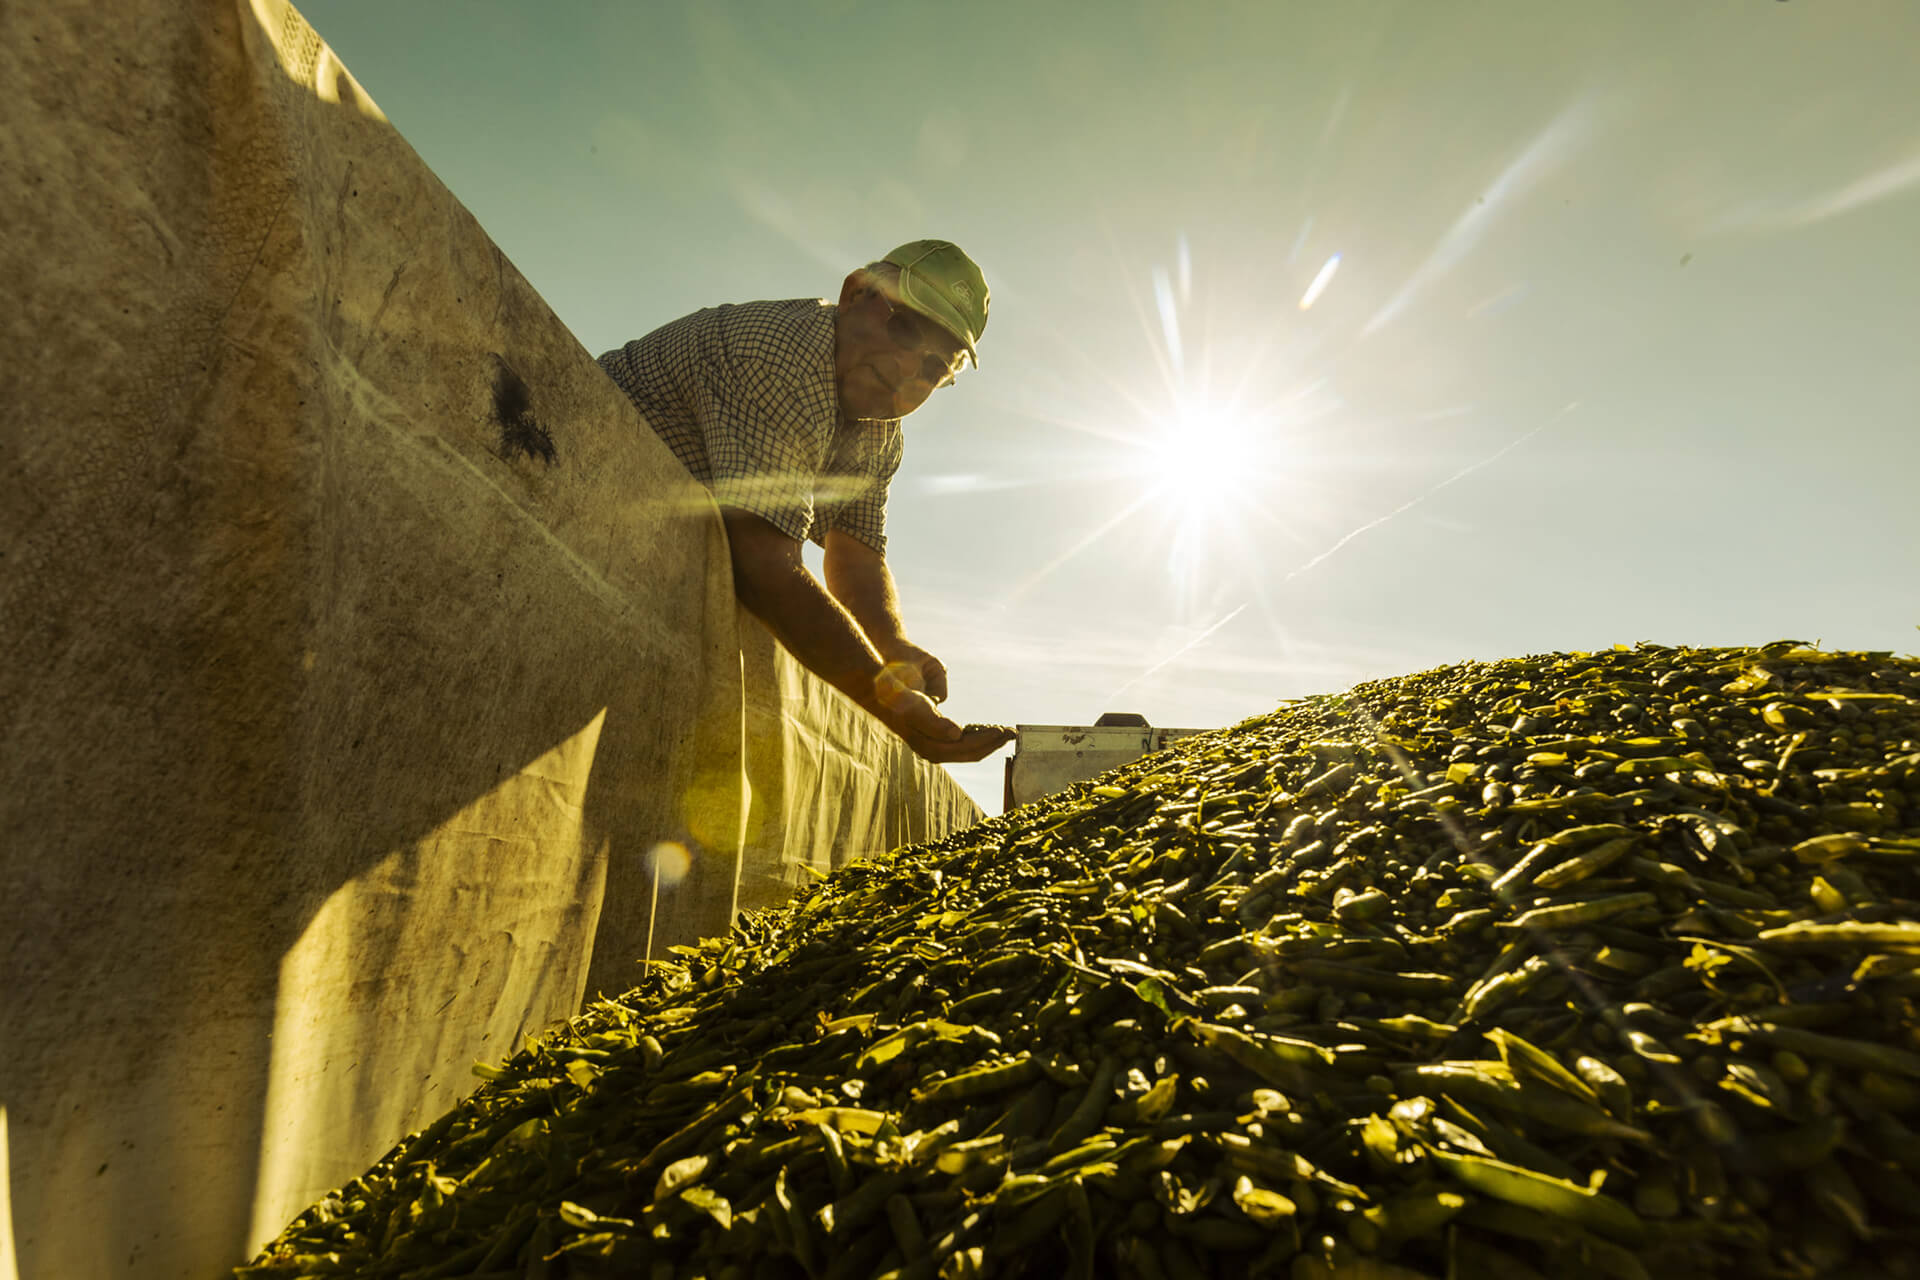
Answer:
[
  {"left": 609, "top": 296, "right": 828, "bottom": 347},
  {"left": 705, "top": 298, "right": 834, "bottom": 361},
  {"left": 610, "top": 298, "right": 827, "bottom": 372},
  {"left": 600, "top": 298, "right": 837, "bottom": 424}
]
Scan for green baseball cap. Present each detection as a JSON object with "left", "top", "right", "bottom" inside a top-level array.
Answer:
[{"left": 882, "top": 239, "right": 989, "bottom": 367}]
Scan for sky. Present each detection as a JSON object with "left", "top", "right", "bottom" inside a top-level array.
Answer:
[{"left": 302, "top": 0, "right": 1920, "bottom": 813}]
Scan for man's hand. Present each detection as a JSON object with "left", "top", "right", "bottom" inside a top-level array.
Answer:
[
  {"left": 878, "top": 688, "right": 1015, "bottom": 763},
  {"left": 876, "top": 640, "right": 949, "bottom": 703}
]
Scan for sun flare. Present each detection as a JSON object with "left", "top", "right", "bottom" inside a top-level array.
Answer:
[
  {"left": 1147, "top": 392, "right": 1272, "bottom": 513},
  {"left": 999, "top": 238, "right": 1354, "bottom": 615}
]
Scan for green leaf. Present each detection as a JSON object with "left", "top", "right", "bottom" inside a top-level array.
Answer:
[{"left": 1133, "top": 978, "right": 1174, "bottom": 1020}]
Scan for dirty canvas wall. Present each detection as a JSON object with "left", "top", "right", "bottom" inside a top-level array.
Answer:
[{"left": 0, "top": 2, "right": 979, "bottom": 1276}]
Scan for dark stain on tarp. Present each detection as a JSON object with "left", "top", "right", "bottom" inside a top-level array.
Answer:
[{"left": 491, "top": 356, "right": 556, "bottom": 466}]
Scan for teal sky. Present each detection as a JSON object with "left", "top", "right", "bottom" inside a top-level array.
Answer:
[{"left": 304, "top": 0, "right": 1920, "bottom": 811}]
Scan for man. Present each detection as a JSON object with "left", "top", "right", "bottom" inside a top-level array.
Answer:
[{"left": 598, "top": 239, "right": 1013, "bottom": 764}]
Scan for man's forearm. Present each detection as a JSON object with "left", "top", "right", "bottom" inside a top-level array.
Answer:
[
  {"left": 822, "top": 531, "right": 909, "bottom": 653},
  {"left": 724, "top": 518, "right": 891, "bottom": 716}
]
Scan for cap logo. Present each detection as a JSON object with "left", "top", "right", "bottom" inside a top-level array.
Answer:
[{"left": 950, "top": 281, "right": 974, "bottom": 304}]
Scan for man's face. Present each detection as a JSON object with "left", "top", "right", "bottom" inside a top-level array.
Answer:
[{"left": 834, "top": 270, "right": 968, "bottom": 421}]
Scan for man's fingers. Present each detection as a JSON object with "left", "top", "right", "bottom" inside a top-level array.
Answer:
[
  {"left": 962, "top": 723, "right": 1016, "bottom": 753},
  {"left": 918, "top": 723, "right": 1014, "bottom": 764},
  {"left": 881, "top": 682, "right": 1012, "bottom": 762},
  {"left": 883, "top": 647, "right": 947, "bottom": 703},
  {"left": 922, "top": 658, "right": 949, "bottom": 703},
  {"left": 875, "top": 660, "right": 928, "bottom": 709},
  {"left": 903, "top": 722, "right": 1013, "bottom": 764},
  {"left": 889, "top": 700, "right": 1016, "bottom": 763}
]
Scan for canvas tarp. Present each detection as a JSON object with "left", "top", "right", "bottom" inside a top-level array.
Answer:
[{"left": 0, "top": 2, "right": 981, "bottom": 1277}]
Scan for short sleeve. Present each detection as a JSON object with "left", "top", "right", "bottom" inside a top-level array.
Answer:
[{"left": 816, "top": 422, "right": 903, "bottom": 554}]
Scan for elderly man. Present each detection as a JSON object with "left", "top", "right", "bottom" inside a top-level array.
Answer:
[{"left": 598, "top": 239, "right": 1012, "bottom": 764}]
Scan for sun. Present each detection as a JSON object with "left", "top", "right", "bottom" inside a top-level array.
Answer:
[
  {"left": 1147, "top": 391, "right": 1266, "bottom": 513},
  {"left": 1124, "top": 385, "right": 1316, "bottom": 618},
  {"left": 996, "top": 237, "right": 1341, "bottom": 614},
  {"left": 1142, "top": 379, "right": 1321, "bottom": 552}
]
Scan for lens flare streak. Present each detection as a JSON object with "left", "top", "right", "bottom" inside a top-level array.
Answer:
[
  {"left": 1153, "top": 268, "right": 1185, "bottom": 377},
  {"left": 1361, "top": 98, "right": 1597, "bottom": 337},
  {"left": 1299, "top": 253, "right": 1342, "bottom": 310}
]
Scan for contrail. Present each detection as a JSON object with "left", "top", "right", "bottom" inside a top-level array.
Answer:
[
  {"left": 1108, "top": 603, "right": 1250, "bottom": 699},
  {"left": 1278, "top": 403, "right": 1576, "bottom": 584},
  {"left": 998, "top": 489, "right": 1158, "bottom": 607}
]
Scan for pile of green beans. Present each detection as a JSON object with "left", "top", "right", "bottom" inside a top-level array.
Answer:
[{"left": 242, "top": 641, "right": 1920, "bottom": 1279}]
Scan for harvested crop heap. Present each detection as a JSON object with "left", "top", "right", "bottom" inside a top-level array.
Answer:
[{"left": 246, "top": 642, "right": 1920, "bottom": 1280}]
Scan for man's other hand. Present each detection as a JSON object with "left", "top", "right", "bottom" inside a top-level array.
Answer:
[
  {"left": 877, "top": 641, "right": 949, "bottom": 702},
  {"left": 881, "top": 689, "right": 1014, "bottom": 763}
]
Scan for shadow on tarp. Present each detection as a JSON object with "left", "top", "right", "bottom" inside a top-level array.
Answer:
[{"left": 0, "top": 1, "right": 759, "bottom": 1275}]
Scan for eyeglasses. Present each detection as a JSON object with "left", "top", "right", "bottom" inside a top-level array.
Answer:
[{"left": 872, "top": 291, "right": 966, "bottom": 388}]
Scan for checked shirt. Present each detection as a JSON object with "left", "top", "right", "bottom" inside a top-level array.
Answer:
[{"left": 598, "top": 299, "right": 904, "bottom": 553}]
